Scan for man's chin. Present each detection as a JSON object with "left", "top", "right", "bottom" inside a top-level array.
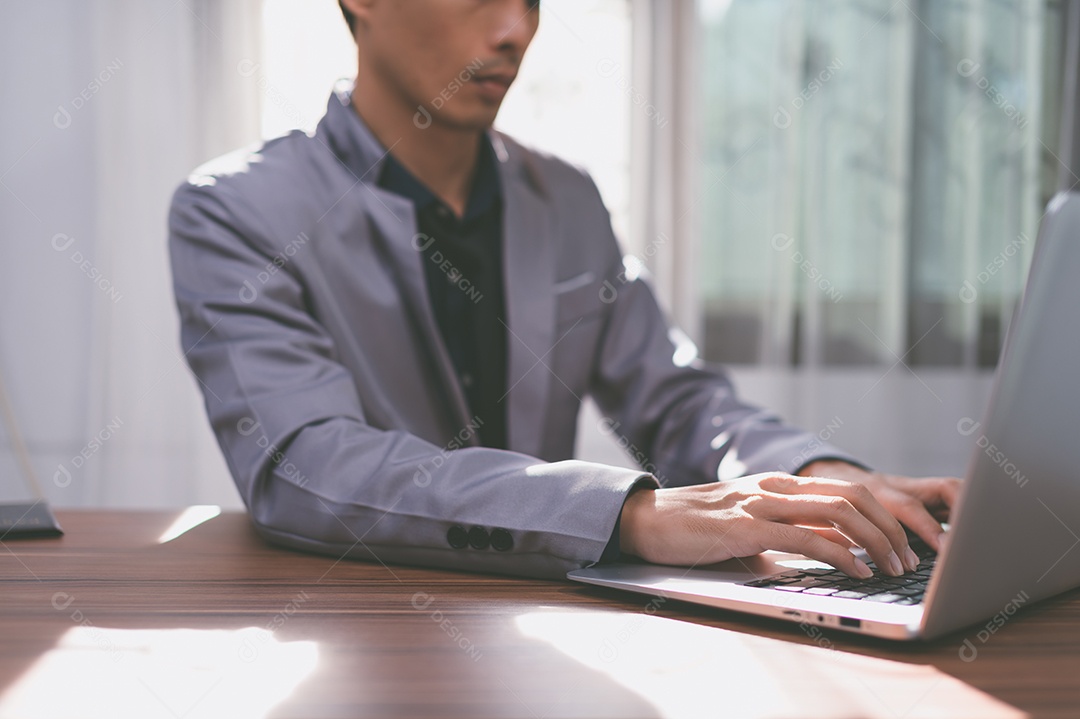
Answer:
[{"left": 436, "top": 110, "right": 500, "bottom": 135}]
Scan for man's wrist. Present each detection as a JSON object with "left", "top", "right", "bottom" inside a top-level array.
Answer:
[{"left": 617, "top": 484, "right": 655, "bottom": 559}]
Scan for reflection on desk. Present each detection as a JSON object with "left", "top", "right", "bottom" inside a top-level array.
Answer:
[{"left": 2, "top": 509, "right": 1077, "bottom": 718}]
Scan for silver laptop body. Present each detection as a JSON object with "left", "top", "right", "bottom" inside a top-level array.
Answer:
[{"left": 568, "top": 191, "right": 1080, "bottom": 641}]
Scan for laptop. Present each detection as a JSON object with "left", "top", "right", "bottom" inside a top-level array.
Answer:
[{"left": 568, "top": 191, "right": 1080, "bottom": 640}]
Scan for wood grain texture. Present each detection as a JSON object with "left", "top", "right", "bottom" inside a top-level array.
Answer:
[{"left": 0, "top": 510, "right": 1076, "bottom": 718}]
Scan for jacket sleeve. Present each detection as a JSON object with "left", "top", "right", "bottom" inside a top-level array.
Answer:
[
  {"left": 585, "top": 222, "right": 860, "bottom": 488},
  {"left": 168, "top": 182, "right": 654, "bottom": 580}
]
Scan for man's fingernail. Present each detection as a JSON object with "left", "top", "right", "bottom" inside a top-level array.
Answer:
[
  {"left": 854, "top": 557, "right": 873, "bottom": 579},
  {"left": 887, "top": 551, "right": 903, "bottom": 576},
  {"left": 904, "top": 547, "right": 920, "bottom": 571}
]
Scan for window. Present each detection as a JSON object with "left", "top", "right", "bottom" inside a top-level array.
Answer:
[
  {"left": 697, "top": 0, "right": 1070, "bottom": 368},
  {"left": 498, "top": 0, "right": 633, "bottom": 241}
]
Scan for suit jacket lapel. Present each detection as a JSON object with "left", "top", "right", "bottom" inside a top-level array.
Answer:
[
  {"left": 499, "top": 141, "right": 555, "bottom": 458},
  {"left": 363, "top": 187, "right": 476, "bottom": 441},
  {"left": 320, "top": 85, "right": 476, "bottom": 443}
]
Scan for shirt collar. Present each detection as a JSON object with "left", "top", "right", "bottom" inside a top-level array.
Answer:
[
  {"left": 317, "top": 80, "right": 503, "bottom": 222},
  {"left": 378, "top": 134, "right": 501, "bottom": 223}
]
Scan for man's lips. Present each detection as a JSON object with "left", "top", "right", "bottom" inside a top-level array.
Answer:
[
  {"left": 469, "top": 72, "right": 516, "bottom": 101},
  {"left": 471, "top": 73, "right": 515, "bottom": 89}
]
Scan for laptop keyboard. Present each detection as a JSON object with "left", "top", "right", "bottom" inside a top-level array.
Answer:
[{"left": 741, "top": 537, "right": 938, "bottom": 605}]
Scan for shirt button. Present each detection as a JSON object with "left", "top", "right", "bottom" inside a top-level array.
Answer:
[
  {"left": 490, "top": 528, "right": 514, "bottom": 552},
  {"left": 447, "top": 525, "right": 469, "bottom": 549},
  {"left": 468, "top": 526, "right": 491, "bottom": 550},
  {"left": 436, "top": 205, "right": 451, "bottom": 219},
  {"left": 460, "top": 373, "right": 474, "bottom": 389}
]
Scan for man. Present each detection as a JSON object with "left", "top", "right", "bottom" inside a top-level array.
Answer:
[{"left": 168, "top": 0, "right": 958, "bottom": 581}]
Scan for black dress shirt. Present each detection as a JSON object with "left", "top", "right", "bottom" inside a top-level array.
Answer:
[{"left": 377, "top": 138, "right": 509, "bottom": 449}]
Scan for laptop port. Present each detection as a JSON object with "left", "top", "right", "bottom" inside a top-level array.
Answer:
[{"left": 839, "top": 616, "right": 861, "bottom": 629}]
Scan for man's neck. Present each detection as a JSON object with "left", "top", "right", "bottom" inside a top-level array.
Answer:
[{"left": 351, "top": 77, "right": 482, "bottom": 218}]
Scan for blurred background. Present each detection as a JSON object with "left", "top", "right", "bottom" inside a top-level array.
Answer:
[{"left": 1, "top": 0, "right": 1074, "bottom": 510}]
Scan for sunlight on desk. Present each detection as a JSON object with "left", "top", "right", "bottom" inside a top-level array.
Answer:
[
  {"left": 515, "top": 609, "right": 1024, "bottom": 719},
  {"left": 0, "top": 626, "right": 317, "bottom": 719},
  {"left": 157, "top": 505, "right": 222, "bottom": 544}
]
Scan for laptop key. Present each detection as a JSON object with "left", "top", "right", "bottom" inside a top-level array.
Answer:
[
  {"left": 793, "top": 578, "right": 834, "bottom": 588},
  {"left": 833, "top": 590, "right": 872, "bottom": 599},
  {"left": 803, "top": 587, "right": 839, "bottom": 595},
  {"left": 865, "top": 593, "right": 905, "bottom": 603},
  {"left": 880, "top": 577, "right": 914, "bottom": 586}
]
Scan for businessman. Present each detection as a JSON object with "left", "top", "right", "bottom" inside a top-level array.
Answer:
[{"left": 169, "top": 0, "right": 959, "bottom": 581}]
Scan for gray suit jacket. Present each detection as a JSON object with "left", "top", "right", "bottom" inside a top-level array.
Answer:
[{"left": 168, "top": 84, "right": 855, "bottom": 579}]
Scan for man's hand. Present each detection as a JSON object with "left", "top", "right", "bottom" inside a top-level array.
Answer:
[
  {"left": 619, "top": 473, "right": 924, "bottom": 578},
  {"left": 618, "top": 462, "right": 961, "bottom": 577},
  {"left": 797, "top": 460, "right": 961, "bottom": 552}
]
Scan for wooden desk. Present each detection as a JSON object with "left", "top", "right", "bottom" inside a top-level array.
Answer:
[{"left": 0, "top": 510, "right": 1076, "bottom": 718}]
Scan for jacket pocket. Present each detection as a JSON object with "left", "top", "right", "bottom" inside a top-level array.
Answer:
[{"left": 554, "top": 271, "right": 607, "bottom": 326}]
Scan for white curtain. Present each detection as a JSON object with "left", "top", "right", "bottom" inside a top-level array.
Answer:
[
  {"left": 694, "top": 0, "right": 1060, "bottom": 368},
  {"left": 625, "top": 0, "right": 1070, "bottom": 478},
  {"left": 0, "top": 0, "right": 262, "bottom": 508}
]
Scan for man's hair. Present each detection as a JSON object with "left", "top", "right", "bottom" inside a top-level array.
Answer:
[{"left": 339, "top": 2, "right": 356, "bottom": 35}]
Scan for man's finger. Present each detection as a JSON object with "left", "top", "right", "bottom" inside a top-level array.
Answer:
[
  {"left": 761, "top": 493, "right": 907, "bottom": 576},
  {"left": 916, "top": 476, "right": 963, "bottom": 509},
  {"left": 887, "top": 494, "right": 948, "bottom": 551},
  {"left": 806, "top": 526, "right": 856, "bottom": 548},
  {"left": 760, "top": 475, "right": 914, "bottom": 571},
  {"left": 892, "top": 475, "right": 961, "bottom": 508},
  {"left": 766, "top": 523, "right": 873, "bottom": 579}
]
